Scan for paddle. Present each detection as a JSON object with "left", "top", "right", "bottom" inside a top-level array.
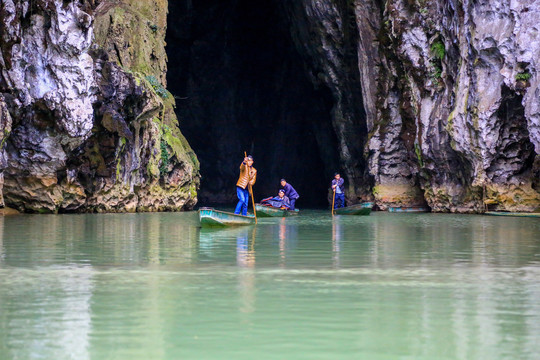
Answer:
[
  {"left": 244, "top": 151, "right": 258, "bottom": 224},
  {"left": 332, "top": 188, "right": 336, "bottom": 216}
]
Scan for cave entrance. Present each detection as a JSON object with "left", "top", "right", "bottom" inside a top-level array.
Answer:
[{"left": 166, "top": 0, "right": 339, "bottom": 206}]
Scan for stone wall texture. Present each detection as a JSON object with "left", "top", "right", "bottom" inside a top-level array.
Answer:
[
  {"left": 0, "top": 0, "right": 199, "bottom": 213},
  {"left": 286, "top": 0, "right": 540, "bottom": 212}
]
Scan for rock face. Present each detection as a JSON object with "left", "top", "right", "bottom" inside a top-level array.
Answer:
[
  {"left": 1, "top": 0, "right": 539, "bottom": 213},
  {"left": 285, "top": 0, "right": 540, "bottom": 212},
  {"left": 0, "top": 0, "right": 199, "bottom": 213}
]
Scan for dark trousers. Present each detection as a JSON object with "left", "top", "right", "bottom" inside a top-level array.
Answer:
[
  {"left": 235, "top": 186, "right": 249, "bottom": 215},
  {"left": 334, "top": 193, "right": 345, "bottom": 209},
  {"left": 289, "top": 198, "right": 297, "bottom": 210}
]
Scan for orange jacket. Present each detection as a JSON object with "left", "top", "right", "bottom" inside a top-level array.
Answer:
[{"left": 236, "top": 162, "right": 257, "bottom": 189}]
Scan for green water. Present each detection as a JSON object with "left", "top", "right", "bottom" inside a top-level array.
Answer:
[{"left": 1, "top": 211, "right": 539, "bottom": 360}]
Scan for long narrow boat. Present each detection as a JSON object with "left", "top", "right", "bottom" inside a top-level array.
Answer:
[
  {"left": 333, "top": 202, "right": 372, "bottom": 216},
  {"left": 255, "top": 204, "right": 299, "bottom": 217},
  {"left": 485, "top": 211, "right": 540, "bottom": 218},
  {"left": 198, "top": 207, "right": 256, "bottom": 227},
  {"left": 388, "top": 206, "right": 430, "bottom": 213}
]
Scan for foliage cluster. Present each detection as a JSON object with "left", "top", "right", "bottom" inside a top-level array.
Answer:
[
  {"left": 430, "top": 41, "right": 445, "bottom": 60},
  {"left": 159, "top": 139, "right": 169, "bottom": 177},
  {"left": 146, "top": 75, "right": 169, "bottom": 99},
  {"left": 430, "top": 40, "right": 445, "bottom": 79},
  {"left": 414, "top": 143, "right": 424, "bottom": 167},
  {"left": 515, "top": 71, "right": 531, "bottom": 81}
]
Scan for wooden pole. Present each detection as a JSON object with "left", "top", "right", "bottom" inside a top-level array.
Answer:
[
  {"left": 332, "top": 188, "right": 336, "bottom": 216},
  {"left": 250, "top": 184, "right": 257, "bottom": 224},
  {"left": 244, "top": 152, "right": 257, "bottom": 224}
]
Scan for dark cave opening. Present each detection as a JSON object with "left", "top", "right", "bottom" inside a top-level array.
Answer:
[
  {"left": 166, "top": 0, "right": 340, "bottom": 207},
  {"left": 487, "top": 85, "right": 536, "bottom": 184}
]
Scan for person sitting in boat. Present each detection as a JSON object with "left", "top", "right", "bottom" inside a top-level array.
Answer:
[
  {"left": 261, "top": 189, "right": 291, "bottom": 209},
  {"left": 331, "top": 172, "right": 345, "bottom": 209},
  {"left": 235, "top": 155, "right": 257, "bottom": 216},
  {"left": 280, "top": 179, "right": 299, "bottom": 210}
]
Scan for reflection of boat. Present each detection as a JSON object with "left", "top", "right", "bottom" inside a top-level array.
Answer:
[
  {"left": 198, "top": 226, "right": 254, "bottom": 247},
  {"left": 485, "top": 211, "right": 540, "bottom": 218},
  {"left": 198, "top": 207, "right": 255, "bottom": 227},
  {"left": 255, "top": 204, "right": 299, "bottom": 217},
  {"left": 388, "top": 206, "right": 429, "bottom": 213},
  {"left": 334, "top": 203, "right": 372, "bottom": 216}
]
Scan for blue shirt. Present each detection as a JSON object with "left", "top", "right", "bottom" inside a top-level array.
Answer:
[
  {"left": 282, "top": 183, "right": 299, "bottom": 200},
  {"left": 332, "top": 178, "right": 344, "bottom": 194}
]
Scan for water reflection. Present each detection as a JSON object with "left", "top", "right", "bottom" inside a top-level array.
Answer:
[
  {"left": 364, "top": 214, "right": 540, "bottom": 268},
  {"left": 0, "top": 265, "right": 94, "bottom": 360},
  {"left": 236, "top": 227, "right": 256, "bottom": 313},
  {"left": 0, "top": 213, "right": 201, "bottom": 267},
  {"left": 0, "top": 215, "right": 3, "bottom": 261},
  {"left": 0, "top": 212, "right": 539, "bottom": 359},
  {"left": 332, "top": 216, "right": 342, "bottom": 268},
  {"left": 235, "top": 227, "right": 256, "bottom": 268}
]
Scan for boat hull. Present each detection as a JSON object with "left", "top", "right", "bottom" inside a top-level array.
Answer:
[
  {"left": 485, "top": 211, "right": 540, "bottom": 218},
  {"left": 199, "top": 208, "right": 256, "bottom": 227},
  {"left": 333, "top": 203, "right": 372, "bottom": 216},
  {"left": 255, "top": 204, "right": 299, "bottom": 217},
  {"left": 388, "top": 206, "right": 429, "bottom": 213}
]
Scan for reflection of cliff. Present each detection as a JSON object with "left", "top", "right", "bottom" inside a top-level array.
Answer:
[
  {"left": 0, "top": 213, "right": 198, "bottom": 267},
  {"left": 367, "top": 214, "right": 540, "bottom": 267},
  {"left": 0, "top": 265, "right": 93, "bottom": 359}
]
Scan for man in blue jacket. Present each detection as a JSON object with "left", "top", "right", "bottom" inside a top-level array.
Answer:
[
  {"left": 331, "top": 173, "right": 345, "bottom": 209},
  {"left": 280, "top": 179, "right": 299, "bottom": 210}
]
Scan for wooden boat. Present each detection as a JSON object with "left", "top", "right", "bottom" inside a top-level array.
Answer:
[
  {"left": 333, "top": 202, "right": 372, "bottom": 216},
  {"left": 388, "top": 206, "right": 430, "bottom": 213},
  {"left": 198, "top": 207, "right": 256, "bottom": 227},
  {"left": 485, "top": 211, "right": 540, "bottom": 218},
  {"left": 255, "top": 204, "right": 299, "bottom": 217}
]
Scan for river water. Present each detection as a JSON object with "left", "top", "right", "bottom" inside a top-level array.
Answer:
[{"left": 0, "top": 211, "right": 539, "bottom": 359}]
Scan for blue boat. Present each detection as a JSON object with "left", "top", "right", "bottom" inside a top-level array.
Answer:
[{"left": 388, "top": 206, "right": 430, "bottom": 213}]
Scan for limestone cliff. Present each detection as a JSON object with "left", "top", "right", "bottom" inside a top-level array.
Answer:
[
  {"left": 286, "top": 0, "right": 540, "bottom": 212},
  {"left": 0, "top": 0, "right": 199, "bottom": 213},
  {"left": 2, "top": 0, "right": 539, "bottom": 213}
]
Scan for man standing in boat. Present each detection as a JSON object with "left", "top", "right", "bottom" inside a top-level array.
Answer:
[
  {"left": 331, "top": 172, "right": 345, "bottom": 209},
  {"left": 235, "top": 155, "right": 257, "bottom": 216},
  {"left": 280, "top": 179, "right": 299, "bottom": 210}
]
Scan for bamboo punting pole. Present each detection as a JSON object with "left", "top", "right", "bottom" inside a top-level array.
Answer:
[{"left": 332, "top": 188, "right": 336, "bottom": 216}]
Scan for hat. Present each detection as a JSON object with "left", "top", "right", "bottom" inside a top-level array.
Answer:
[
  {"left": 278, "top": 189, "right": 285, "bottom": 193},
  {"left": 280, "top": 178, "right": 286, "bottom": 182},
  {"left": 334, "top": 172, "right": 340, "bottom": 176},
  {"left": 247, "top": 155, "right": 254, "bottom": 160}
]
